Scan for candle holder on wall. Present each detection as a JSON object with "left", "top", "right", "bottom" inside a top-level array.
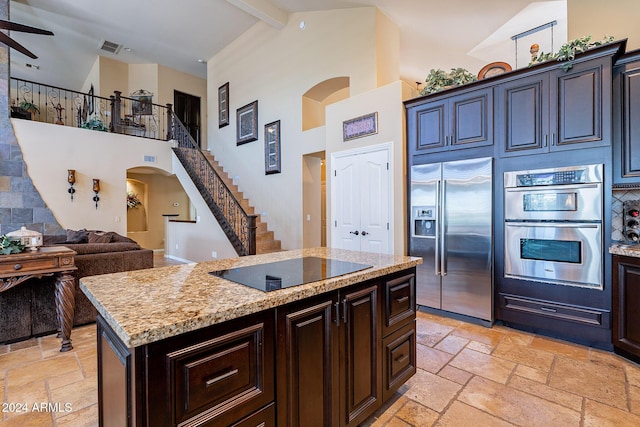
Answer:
[
  {"left": 92, "top": 179, "right": 100, "bottom": 209},
  {"left": 67, "top": 169, "right": 76, "bottom": 201}
]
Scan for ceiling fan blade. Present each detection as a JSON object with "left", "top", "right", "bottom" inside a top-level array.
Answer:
[
  {"left": 0, "top": 32, "right": 38, "bottom": 59},
  {"left": 0, "top": 19, "right": 53, "bottom": 36}
]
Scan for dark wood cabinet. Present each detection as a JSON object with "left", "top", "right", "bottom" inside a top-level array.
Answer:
[
  {"left": 498, "top": 56, "right": 610, "bottom": 156},
  {"left": 408, "top": 88, "right": 493, "bottom": 154},
  {"left": 277, "top": 281, "right": 381, "bottom": 427},
  {"left": 95, "top": 267, "right": 416, "bottom": 427},
  {"left": 613, "top": 255, "right": 640, "bottom": 361},
  {"left": 613, "top": 51, "right": 640, "bottom": 184}
]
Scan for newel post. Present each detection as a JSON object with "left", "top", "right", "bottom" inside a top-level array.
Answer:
[
  {"left": 110, "top": 90, "right": 122, "bottom": 132},
  {"left": 166, "top": 103, "right": 173, "bottom": 140}
]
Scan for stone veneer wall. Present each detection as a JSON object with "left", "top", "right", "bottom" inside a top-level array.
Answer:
[
  {"left": 0, "top": 0, "right": 64, "bottom": 236},
  {"left": 612, "top": 188, "right": 640, "bottom": 242}
]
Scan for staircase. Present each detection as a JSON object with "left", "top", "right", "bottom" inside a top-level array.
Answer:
[
  {"left": 200, "top": 150, "right": 281, "bottom": 254},
  {"left": 170, "top": 113, "right": 280, "bottom": 255}
]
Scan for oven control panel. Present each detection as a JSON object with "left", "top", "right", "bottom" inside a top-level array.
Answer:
[{"left": 516, "top": 169, "right": 585, "bottom": 187}]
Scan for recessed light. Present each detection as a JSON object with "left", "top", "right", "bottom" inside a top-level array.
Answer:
[
  {"left": 124, "top": 47, "right": 132, "bottom": 52},
  {"left": 197, "top": 59, "right": 205, "bottom": 63},
  {"left": 299, "top": 20, "right": 306, "bottom": 30}
]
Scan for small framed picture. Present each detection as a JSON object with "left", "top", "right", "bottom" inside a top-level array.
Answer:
[
  {"left": 343, "top": 112, "right": 378, "bottom": 141},
  {"left": 236, "top": 100, "right": 258, "bottom": 145},
  {"left": 218, "top": 82, "right": 229, "bottom": 128},
  {"left": 264, "top": 120, "right": 281, "bottom": 174}
]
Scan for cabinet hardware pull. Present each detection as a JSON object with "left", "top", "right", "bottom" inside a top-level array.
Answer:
[
  {"left": 552, "top": 133, "right": 556, "bottom": 146},
  {"left": 13, "top": 264, "right": 22, "bottom": 270},
  {"left": 334, "top": 302, "right": 340, "bottom": 325},
  {"left": 544, "top": 135, "right": 548, "bottom": 147},
  {"left": 205, "top": 369, "right": 239, "bottom": 387},
  {"left": 540, "top": 307, "right": 557, "bottom": 313},
  {"left": 394, "top": 354, "right": 409, "bottom": 363},
  {"left": 342, "top": 299, "right": 348, "bottom": 324},
  {"left": 395, "top": 296, "right": 409, "bottom": 303}
]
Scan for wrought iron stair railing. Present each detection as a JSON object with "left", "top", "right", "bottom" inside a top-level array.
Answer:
[{"left": 170, "top": 112, "right": 257, "bottom": 256}]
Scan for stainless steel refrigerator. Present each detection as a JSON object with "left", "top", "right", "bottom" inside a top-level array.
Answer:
[{"left": 409, "top": 157, "right": 493, "bottom": 322}]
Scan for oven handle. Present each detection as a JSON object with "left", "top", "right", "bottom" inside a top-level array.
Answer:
[
  {"left": 505, "top": 222, "right": 600, "bottom": 228},
  {"left": 504, "top": 183, "right": 600, "bottom": 192}
]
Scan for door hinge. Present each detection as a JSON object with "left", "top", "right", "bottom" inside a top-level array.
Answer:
[
  {"left": 334, "top": 170, "right": 337, "bottom": 177},
  {"left": 387, "top": 162, "right": 389, "bottom": 170},
  {"left": 387, "top": 222, "right": 389, "bottom": 230},
  {"left": 335, "top": 220, "right": 337, "bottom": 227}
]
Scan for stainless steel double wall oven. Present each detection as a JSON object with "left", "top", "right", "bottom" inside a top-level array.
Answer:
[{"left": 504, "top": 164, "right": 604, "bottom": 289}]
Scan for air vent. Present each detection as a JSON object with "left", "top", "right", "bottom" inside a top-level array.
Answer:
[
  {"left": 99, "top": 40, "right": 122, "bottom": 54},
  {"left": 143, "top": 155, "right": 156, "bottom": 163}
]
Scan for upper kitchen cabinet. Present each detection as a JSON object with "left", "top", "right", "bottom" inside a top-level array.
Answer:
[
  {"left": 497, "top": 51, "right": 616, "bottom": 157},
  {"left": 613, "top": 49, "right": 640, "bottom": 185},
  {"left": 405, "top": 87, "right": 493, "bottom": 155}
]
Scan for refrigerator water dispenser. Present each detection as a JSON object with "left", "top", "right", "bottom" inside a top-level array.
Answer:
[{"left": 412, "top": 206, "right": 436, "bottom": 237}]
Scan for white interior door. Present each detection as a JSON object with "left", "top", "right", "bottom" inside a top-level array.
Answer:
[{"left": 331, "top": 144, "right": 391, "bottom": 254}]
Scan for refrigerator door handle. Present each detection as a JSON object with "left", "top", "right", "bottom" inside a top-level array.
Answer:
[
  {"left": 435, "top": 180, "right": 441, "bottom": 276},
  {"left": 440, "top": 180, "right": 447, "bottom": 276}
]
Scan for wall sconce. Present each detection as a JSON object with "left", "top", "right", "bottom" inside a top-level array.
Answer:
[
  {"left": 92, "top": 179, "right": 100, "bottom": 209},
  {"left": 67, "top": 169, "right": 76, "bottom": 201}
]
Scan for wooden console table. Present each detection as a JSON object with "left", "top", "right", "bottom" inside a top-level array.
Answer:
[{"left": 0, "top": 247, "right": 77, "bottom": 352}]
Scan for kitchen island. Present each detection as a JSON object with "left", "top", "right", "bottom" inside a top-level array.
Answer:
[{"left": 80, "top": 248, "right": 421, "bottom": 427}]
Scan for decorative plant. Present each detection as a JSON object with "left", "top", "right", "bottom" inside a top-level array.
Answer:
[
  {"left": 127, "top": 192, "right": 142, "bottom": 209},
  {"left": 530, "top": 35, "right": 615, "bottom": 71},
  {"left": 18, "top": 99, "right": 40, "bottom": 114},
  {"left": 420, "top": 67, "right": 477, "bottom": 95},
  {"left": 81, "top": 117, "right": 109, "bottom": 132},
  {"left": 0, "top": 235, "right": 25, "bottom": 255}
]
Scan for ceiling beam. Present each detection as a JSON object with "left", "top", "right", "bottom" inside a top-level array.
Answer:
[{"left": 225, "top": 0, "right": 288, "bottom": 29}]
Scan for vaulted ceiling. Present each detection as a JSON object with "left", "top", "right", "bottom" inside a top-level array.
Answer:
[{"left": 8, "top": 0, "right": 566, "bottom": 90}]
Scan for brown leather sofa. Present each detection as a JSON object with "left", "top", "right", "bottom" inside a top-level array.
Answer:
[{"left": 0, "top": 230, "right": 154, "bottom": 343}]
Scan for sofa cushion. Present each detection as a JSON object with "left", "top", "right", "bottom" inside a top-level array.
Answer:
[
  {"left": 66, "top": 229, "right": 89, "bottom": 243},
  {"left": 62, "top": 242, "right": 141, "bottom": 255},
  {"left": 88, "top": 231, "right": 113, "bottom": 243}
]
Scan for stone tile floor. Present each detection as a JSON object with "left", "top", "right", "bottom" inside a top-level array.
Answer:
[{"left": 2, "top": 310, "right": 640, "bottom": 426}]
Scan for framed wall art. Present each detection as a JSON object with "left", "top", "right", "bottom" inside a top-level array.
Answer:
[
  {"left": 130, "top": 89, "right": 153, "bottom": 115},
  {"left": 264, "top": 120, "right": 281, "bottom": 174},
  {"left": 343, "top": 112, "right": 378, "bottom": 141},
  {"left": 218, "top": 82, "right": 229, "bottom": 128},
  {"left": 236, "top": 100, "right": 258, "bottom": 145}
]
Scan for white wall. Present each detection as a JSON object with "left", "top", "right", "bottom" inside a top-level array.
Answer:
[
  {"left": 325, "top": 81, "right": 414, "bottom": 255},
  {"left": 168, "top": 156, "right": 238, "bottom": 263},
  {"left": 207, "top": 7, "right": 390, "bottom": 250},
  {"left": 12, "top": 119, "right": 173, "bottom": 234}
]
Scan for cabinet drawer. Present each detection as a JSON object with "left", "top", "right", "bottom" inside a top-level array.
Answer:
[
  {"left": 0, "top": 257, "right": 60, "bottom": 275},
  {"left": 499, "top": 293, "right": 610, "bottom": 328},
  {"left": 382, "top": 321, "right": 416, "bottom": 401},
  {"left": 168, "top": 322, "right": 273, "bottom": 425},
  {"left": 383, "top": 273, "right": 416, "bottom": 335},
  {"left": 231, "top": 403, "right": 275, "bottom": 427}
]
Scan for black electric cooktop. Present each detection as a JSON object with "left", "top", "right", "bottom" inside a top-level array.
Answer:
[{"left": 209, "top": 256, "right": 373, "bottom": 292}]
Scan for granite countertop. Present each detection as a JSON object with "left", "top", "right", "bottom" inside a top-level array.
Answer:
[
  {"left": 80, "top": 248, "right": 422, "bottom": 348},
  {"left": 609, "top": 242, "right": 640, "bottom": 258}
]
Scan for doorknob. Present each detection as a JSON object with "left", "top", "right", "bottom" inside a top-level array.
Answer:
[
  {"left": 361, "top": 231, "right": 369, "bottom": 236},
  {"left": 349, "top": 230, "right": 360, "bottom": 235}
]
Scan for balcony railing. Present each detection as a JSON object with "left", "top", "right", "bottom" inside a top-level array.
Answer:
[{"left": 9, "top": 78, "right": 172, "bottom": 141}]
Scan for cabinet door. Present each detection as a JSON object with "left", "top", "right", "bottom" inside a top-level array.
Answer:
[
  {"left": 498, "top": 74, "right": 548, "bottom": 156},
  {"left": 550, "top": 59, "right": 608, "bottom": 151},
  {"left": 277, "top": 294, "right": 339, "bottom": 427},
  {"left": 449, "top": 88, "right": 493, "bottom": 150},
  {"left": 613, "top": 255, "right": 640, "bottom": 358},
  {"left": 415, "top": 100, "right": 447, "bottom": 152},
  {"left": 621, "top": 66, "right": 640, "bottom": 177},
  {"left": 339, "top": 283, "right": 380, "bottom": 427}
]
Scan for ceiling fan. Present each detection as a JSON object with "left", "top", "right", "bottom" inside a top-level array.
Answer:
[{"left": 0, "top": 19, "right": 53, "bottom": 59}]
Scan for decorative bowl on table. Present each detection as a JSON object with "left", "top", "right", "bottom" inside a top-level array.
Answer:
[{"left": 6, "top": 226, "right": 43, "bottom": 251}]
